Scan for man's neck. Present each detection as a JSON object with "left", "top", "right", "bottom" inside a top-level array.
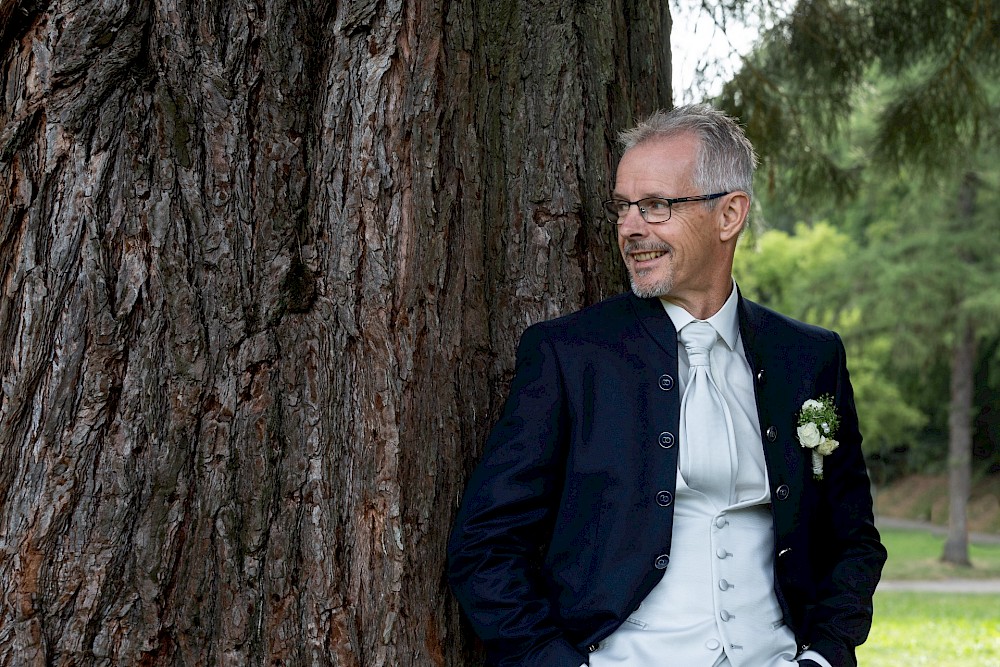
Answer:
[{"left": 661, "top": 282, "right": 734, "bottom": 320}]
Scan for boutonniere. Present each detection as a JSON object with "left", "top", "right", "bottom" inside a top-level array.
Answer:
[{"left": 797, "top": 396, "right": 840, "bottom": 480}]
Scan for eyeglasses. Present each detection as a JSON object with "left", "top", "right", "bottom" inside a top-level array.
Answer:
[{"left": 601, "top": 192, "right": 730, "bottom": 224}]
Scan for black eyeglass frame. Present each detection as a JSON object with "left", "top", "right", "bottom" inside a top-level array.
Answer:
[{"left": 601, "top": 191, "right": 731, "bottom": 224}]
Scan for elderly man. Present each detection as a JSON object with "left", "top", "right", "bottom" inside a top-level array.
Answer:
[{"left": 448, "top": 104, "right": 885, "bottom": 667}]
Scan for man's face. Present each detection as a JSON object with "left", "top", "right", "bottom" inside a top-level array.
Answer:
[{"left": 613, "top": 133, "right": 726, "bottom": 302}]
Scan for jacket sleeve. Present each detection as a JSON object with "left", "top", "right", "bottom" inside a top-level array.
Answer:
[
  {"left": 802, "top": 333, "right": 887, "bottom": 666},
  {"left": 447, "top": 324, "right": 588, "bottom": 667}
]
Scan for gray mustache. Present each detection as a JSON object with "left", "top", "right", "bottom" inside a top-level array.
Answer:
[{"left": 623, "top": 242, "right": 672, "bottom": 254}]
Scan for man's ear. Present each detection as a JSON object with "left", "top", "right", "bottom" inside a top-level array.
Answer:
[{"left": 719, "top": 192, "right": 750, "bottom": 242}]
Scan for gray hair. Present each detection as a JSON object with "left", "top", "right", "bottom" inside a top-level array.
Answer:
[{"left": 619, "top": 104, "right": 758, "bottom": 203}]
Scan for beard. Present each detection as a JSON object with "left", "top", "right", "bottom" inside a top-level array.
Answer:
[
  {"left": 622, "top": 242, "right": 674, "bottom": 298},
  {"left": 628, "top": 268, "right": 674, "bottom": 298}
]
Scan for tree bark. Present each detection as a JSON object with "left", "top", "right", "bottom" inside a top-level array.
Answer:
[
  {"left": 0, "top": 0, "right": 670, "bottom": 665},
  {"left": 941, "top": 172, "right": 979, "bottom": 567}
]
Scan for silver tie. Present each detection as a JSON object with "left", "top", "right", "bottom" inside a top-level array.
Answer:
[{"left": 678, "top": 321, "right": 738, "bottom": 506}]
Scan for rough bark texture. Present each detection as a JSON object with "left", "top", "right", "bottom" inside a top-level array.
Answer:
[
  {"left": 0, "top": 0, "right": 671, "bottom": 664},
  {"left": 941, "top": 172, "right": 978, "bottom": 567}
]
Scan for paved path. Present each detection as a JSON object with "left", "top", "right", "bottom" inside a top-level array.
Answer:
[
  {"left": 875, "top": 515, "right": 1000, "bottom": 593},
  {"left": 877, "top": 579, "right": 1000, "bottom": 593}
]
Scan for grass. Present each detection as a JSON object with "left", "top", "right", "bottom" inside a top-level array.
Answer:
[
  {"left": 854, "top": 527, "right": 1000, "bottom": 666},
  {"left": 858, "top": 592, "right": 1000, "bottom": 666},
  {"left": 880, "top": 527, "right": 1000, "bottom": 580}
]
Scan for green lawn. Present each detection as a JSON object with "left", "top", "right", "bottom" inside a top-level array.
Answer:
[
  {"left": 879, "top": 526, "right": 1000, "bottom": 580},
  {"left": 858, "top": 592, "right": 1000, "bottom": 666},
  {"left": 854, "top": 527, "right": 1000, "bottom": 665}
]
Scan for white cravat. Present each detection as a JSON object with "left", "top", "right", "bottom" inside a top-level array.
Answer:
[{"left": 678, "top": 321, "right": 738, "bottom": 507}]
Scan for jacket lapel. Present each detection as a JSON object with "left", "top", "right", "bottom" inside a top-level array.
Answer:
[
  {"left": 736, "top": 290, "right": 764, "bottom": 374},
  {"left": 629, "top": 293, "right": 679, "bottom": 358},
  {"left": 737, "top": 293, "right": 807, "bottom": 487}
]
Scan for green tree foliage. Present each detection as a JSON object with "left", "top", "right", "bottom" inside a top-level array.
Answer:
[
  {"left": 713, "top": 0, "right": 999, "bottom": 563},
  {"left": 734, "top": 224, "right": 927, "bottom": 467},
  {"left": 716, "top": 0, "right": 999, "bottom": 202}
]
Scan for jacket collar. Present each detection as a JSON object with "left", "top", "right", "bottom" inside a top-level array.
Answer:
[
  {"left": 629, "top": 285, "right": 759, "bottom": 361},
  {"left": 737, "top": 288, "right": 767, "bottom": 373},
  {"left": 628, "top": 292, "right": 678, "bottom": 359}
]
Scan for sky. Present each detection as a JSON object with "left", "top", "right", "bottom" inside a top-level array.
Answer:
[{"left": 669, "top": 1, "right": 774, "bottom": 104}]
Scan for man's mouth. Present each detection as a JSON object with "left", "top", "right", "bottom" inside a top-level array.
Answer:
[{"left": 632, "top": 250, "right": 668, "bottom": 262}]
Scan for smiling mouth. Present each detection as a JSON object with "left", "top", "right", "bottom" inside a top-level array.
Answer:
[{"left": 632, "top": 250, "right": 667, "bottom": 262}]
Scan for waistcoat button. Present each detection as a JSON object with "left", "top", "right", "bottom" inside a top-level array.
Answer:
[
  {"left": 656, "top": 490, "right": 673, "bottom": 507},
  {"left": 654, "top": 554, "right": 670, "bottom": 569},
  {"left": 775, "top": 484, "right": 790, "bottom": 500},
  {"left": 658, "top": 374, "right": 674, "bottom": 390},
  {"left": 658, "top": 431, "right": 675, "bottom": 448},
  {"left": 766, "top": 426, "right": 778, "bottom": 442}
]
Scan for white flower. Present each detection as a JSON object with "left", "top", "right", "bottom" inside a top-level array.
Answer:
[
  {"left": 797, "top": 423, "right": 821, "bottom": 448},
  {"left": 798, "top": 395, "right": 841, "bottom": 481},
  {"left": 817, "top": 437, "right": 839, "bottom": 456}
]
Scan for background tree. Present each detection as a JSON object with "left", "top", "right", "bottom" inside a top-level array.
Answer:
[
  {"left": 0, "top": 0, "right": 668, "bottom": 663},
  {"left": 716, "top": 0, "right": 999, "bottom": 565},
  {"left": 733, "top": 221, "right": 929, "bottom": 470}
]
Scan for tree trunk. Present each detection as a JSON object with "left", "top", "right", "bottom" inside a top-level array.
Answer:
[
  {"left": 941, "top": 172, "right": 979, "bottom": 567},
  {"left": 941, "top": 318, "right": 976, "bottom": 566},
  {"left": 0, "top": 0, "right": 670, "bottom": 665}
]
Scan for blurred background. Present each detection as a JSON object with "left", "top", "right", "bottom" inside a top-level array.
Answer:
[{"left": 677, "top": 2, "right": 999, "bottom": 663}]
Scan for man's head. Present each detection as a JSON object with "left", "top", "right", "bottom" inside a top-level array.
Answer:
[{"left": 609, "top": 104, "right": 757, "bottom": 316}]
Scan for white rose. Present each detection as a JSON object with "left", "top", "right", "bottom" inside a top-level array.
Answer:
[
  {"left": 817, "top": 437, "right": 839, "bottom": 456},
  {"left": 797, "top": 423, "right": 821, "bottom": 448},
  {"left": 802, "top": 399, "right": 823, "bottom": 411}
]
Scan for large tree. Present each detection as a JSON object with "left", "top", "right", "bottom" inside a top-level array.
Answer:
[{"left": 0, "top": 0, "right": 669, "bottom": 663}]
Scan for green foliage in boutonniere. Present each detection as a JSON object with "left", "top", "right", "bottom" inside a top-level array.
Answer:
[{"left": 797, "top": 395, "right": 840, "bottom": 479}]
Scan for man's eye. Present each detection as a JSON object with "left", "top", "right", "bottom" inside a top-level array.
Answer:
[
  {"left": 644, "top": 199, "right": 670, "bottom": 211},
  {"left": 614, "top": 201, "right": 631, "bottom": 212}
]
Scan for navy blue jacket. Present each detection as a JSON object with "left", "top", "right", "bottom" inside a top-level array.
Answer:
[{"left": 447, "top": 292, "right": 886, "bottom": 667}]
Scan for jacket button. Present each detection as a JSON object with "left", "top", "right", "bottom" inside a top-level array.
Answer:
[
  {"left": 654, "top": 554, "right": 670, "bottom": 569},
  {"left": 587, "top": 643, "right": 600, "bottom": 652},
  {"left": 658, "top": 374, "right": 674, "bottom": 391},
  {"left": 775, "top": 484, "right": 790, "bottom": 500},
  {"left": 766, "top": 426, "right": 778, "bottom": 442},
  {"left": 756, "top": 369, "right": 765, "bottom": 384},
  {"left": 658, "top": 431, "right": 675, "bottom": 448},
  {"left": 656, "top": 490, "right": 673, "bottom": 507}
]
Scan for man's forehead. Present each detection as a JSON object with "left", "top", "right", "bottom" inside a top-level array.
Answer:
[{"left": 613, "top": 136, "right": 699, "bottom": 191}]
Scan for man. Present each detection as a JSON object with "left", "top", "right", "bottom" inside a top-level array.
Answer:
[{"left": 447, "top": 104, "right": 885, "bottom": 667}]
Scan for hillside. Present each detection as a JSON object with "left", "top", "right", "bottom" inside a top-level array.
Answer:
[{"left": 876, "top": 473, "right": 1000, "bottom": 535}]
